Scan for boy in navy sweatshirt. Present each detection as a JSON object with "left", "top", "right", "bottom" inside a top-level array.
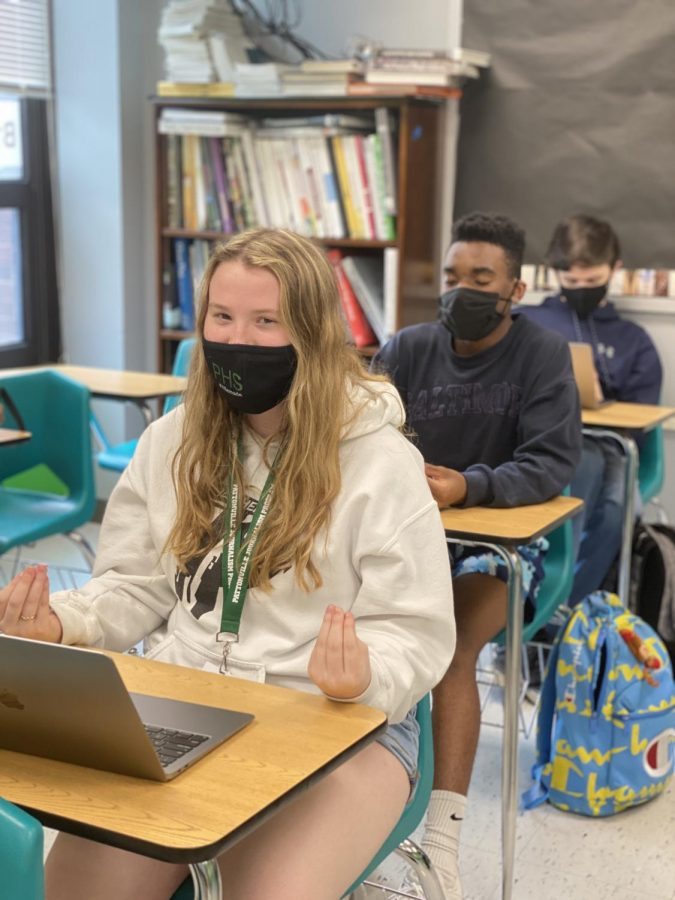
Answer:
[
  {"left": 520, "top": 215, "right": 662, "bottom": 604},
  {"left": 374, "top": 212, "right": 581, "bottom": 899}
]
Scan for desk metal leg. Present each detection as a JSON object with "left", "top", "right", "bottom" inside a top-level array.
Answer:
[
  {"left": 582, "top": 428, "right": 639, "bottom": 605},
  {"left": 189, "top": 860, "right": 222, "bottom": 899},
  {"left": 498, "top": 547, "right": 523, "bottom": 900},
  {"left": 445, "top": 538, "right": 522, "bottom": 900},
  {"left": 135, "top": 400, "right": 155, "bottom": 428}
]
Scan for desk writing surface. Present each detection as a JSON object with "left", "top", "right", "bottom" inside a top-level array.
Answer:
[
  {"left": 441, "top": 496, "right": 583, "bottom": 546},
  {"left": 1, "top": 364, "right": 187, "bottom": 401},
  {"left": 54, "top": 365, "right": 187, "bottom": 401},
  {"left": 582, "top": 402, "right": 675, "bottom": 431},
  {"left": 0, "top": 651, "right": 385, "bottom": 863},
  {"left": 0, "top": 427, "right": 31, "bottom": 445}
]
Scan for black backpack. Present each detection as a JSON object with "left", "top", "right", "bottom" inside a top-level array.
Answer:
[{"left": 630, "top": 522, "right": 675, "bottom": 667}]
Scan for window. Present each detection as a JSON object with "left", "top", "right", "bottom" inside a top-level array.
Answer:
[{"left": 0, "top": 1, "right": 59, "bottom": 366}]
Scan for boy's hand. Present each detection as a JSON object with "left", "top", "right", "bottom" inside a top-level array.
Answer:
[
  {"left": 308, "top": 605, "right": 371, "bottom": 700},
  {"left": 0, "top": 566, "right": 63, "bottom": 644},
  {"left": 425, "top": 463, "right": 468, "bottom": 508}
]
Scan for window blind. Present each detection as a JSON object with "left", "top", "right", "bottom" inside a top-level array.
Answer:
[{"left": 0, "top": 0, "right": 50, "bottom": 95}]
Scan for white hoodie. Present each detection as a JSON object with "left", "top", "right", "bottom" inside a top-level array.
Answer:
[{"left": 51, "top": 382, "right": 455, "bottom": 724}]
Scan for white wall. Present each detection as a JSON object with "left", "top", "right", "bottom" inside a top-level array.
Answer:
[
  {"left": 296, "top": 0, "right": 462, "bottom": 57},
  {"left": 52, "top": 0, "right": 165, "bottom": 499}
]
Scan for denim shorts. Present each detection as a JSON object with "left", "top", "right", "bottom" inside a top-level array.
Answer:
[{"left": 376, "top": 705, "right": 420, "bottom": 796}]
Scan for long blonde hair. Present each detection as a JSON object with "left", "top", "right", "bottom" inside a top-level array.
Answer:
[{"left": 168, "top": 228, "right": 388, "bottom": 591}]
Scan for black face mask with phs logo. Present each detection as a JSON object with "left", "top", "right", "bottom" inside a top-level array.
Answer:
[{"left": 202, "top": 339, "right": 297, "bottom": 414}]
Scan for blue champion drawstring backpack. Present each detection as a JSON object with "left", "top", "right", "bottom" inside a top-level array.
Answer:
[{"left": 523, "top": 591, "right": 675, "bottom": 816}]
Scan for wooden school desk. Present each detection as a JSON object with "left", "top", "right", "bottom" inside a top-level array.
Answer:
[
  {"left": 0, "top": 427, "right": 31, "bottom": 446},
  {"left": 0, "top": 651, "right": 386, "bottom": 900},
  {"left": 2, "top": 364, "right": 187, "bottom": 427},
  {"left": 441, "top": 495, "right": 583, "bottom": 900},
  {"left": 581, "top": 402, "right": 675, "bottom": 604}
]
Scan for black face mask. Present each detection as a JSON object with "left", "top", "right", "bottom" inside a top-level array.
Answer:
[
  {"left": 560, "top": 284, "right": 608, "bottom": 319},
  {"left": 439, "top": 287, "right": 512, "bottom": 341},
  {"left": 202, "top": 340, "right": 297, "bottom": 414}
]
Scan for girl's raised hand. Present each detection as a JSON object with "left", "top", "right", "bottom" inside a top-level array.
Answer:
[
  {"left": 308, "top": 605, "right": 371, "bottom": 700},
  {"left": 0, "top": 565, "right": 63, "bottom": 643}
]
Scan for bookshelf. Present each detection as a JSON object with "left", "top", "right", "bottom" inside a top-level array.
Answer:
[{"left": 152, "top": 95, "right": 451, "bottom": 372}]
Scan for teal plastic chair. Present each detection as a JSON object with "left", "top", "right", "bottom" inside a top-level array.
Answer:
[
  {"left": 638, "top": 425, "right": 664, "bottom": 506},
  {"left": 170, "top": 696, "right": 442, "bottom": 900},
  {"left": 0, "top": 371, "right": 96, "bottom": 565},
  {"left": 492, "top": 513, "right": 575, "bottom": 648},
  {"left": 0, "top": 798, "right": 45, "bottom": 900},
  {"left": 94, "top": 339, "right": 195, "bottom": 472}
]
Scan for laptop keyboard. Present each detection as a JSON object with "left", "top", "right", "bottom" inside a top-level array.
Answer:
[{"left": 144, "top": 724, "right": 210, "bottom": 768}]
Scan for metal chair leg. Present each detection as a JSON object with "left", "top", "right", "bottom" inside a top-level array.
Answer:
[
  {"left": 189, "top": 860, "right": 222, "bottom": 899},
  {"left": 360, "top": 839, "right": 446, "bottom": 900},
  {"left": 393, "top": 839, "right": 447, "bottom": 900},
  {"left": 66, "top": 531, "right": 96, "bottom": 570}
]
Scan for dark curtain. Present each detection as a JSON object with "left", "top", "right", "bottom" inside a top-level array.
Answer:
[{"left": 455, "top": 0, "right": 675, "bottom": 266}]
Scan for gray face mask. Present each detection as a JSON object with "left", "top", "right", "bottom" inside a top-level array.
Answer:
[{"left": 439, "top": 287, "right": 511, "bottom": 341}]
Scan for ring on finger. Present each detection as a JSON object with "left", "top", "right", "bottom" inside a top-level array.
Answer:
[{"left": 19, "top": 614, "right": 38, "bottom": 621}]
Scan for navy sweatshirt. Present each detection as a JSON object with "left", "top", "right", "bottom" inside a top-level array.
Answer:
[
  {"left": 373, "top": 315, "right": 582, "bottom": 508},
  {"left": 519, "top": 295, "right": 662, "bottom": 404}
]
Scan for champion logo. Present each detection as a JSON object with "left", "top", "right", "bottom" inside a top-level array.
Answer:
[{"left": 643, "top": 728, "right": 675, "bottom": 778}]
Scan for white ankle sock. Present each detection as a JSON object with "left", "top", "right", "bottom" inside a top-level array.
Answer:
[{"left": 421, "top": 790, "right": 467, "bottom": 899}]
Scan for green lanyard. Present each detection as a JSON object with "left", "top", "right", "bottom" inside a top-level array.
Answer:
[{"left": 218, "top": 442, "right": 278, "bottom": 643}]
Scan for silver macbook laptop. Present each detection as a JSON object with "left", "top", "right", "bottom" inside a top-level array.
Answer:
[
  {"left": 568, "top": 342, "right": 615, "bottom": 411},
  {"left": 0, "top": 635, "right": 253, "bottom": 781}
]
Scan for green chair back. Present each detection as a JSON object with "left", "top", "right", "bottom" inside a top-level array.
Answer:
[
  {"left": 0, "top": 798, "right": 44, "bottom": 899},
  {"left": 0, "top": 370, "right": 95, "bottom": 554},
  {"left": 638, "top": 425, "right": 664, "bottom": 505}
]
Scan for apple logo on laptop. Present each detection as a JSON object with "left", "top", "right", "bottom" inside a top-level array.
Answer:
[{"left": 0, "top": 689, "right": 25, "bottom": 710}]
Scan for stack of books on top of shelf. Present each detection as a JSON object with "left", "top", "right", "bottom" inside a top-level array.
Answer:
[
  {"left": 158, "top": 107, "right": 399, "bottom": 241},
  {"left": 279, "top": 57, "right": 365, "bottom": 97},
  {"left": 234, "top": 62, "right": 290, "bottom": 97},
  {"left": 349, "top": 46, "right": 488, "bottom": 98},
  {"left": 158, "top": 0, "right": 252, "bottom": 84}
]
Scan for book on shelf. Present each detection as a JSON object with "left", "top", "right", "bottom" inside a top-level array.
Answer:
[
  {"left": 348, "top": 81, "right": 462, "bottom": 100},
  {"left": 166, "top": 133, "right": 182, "bottom": 229},
  {"left": 279, "top": 74, "right": 359, "bottom": 98},
  {"left": 300, "top": 58, "right": 366, "bottom": 75},
  {"left": 159, "top": 108, "right": 246, "bottom": 136},
  {"left": 340, "top": 255, "right": 388, "bottom": 345},
  {"left": 383, "top": 247, "right": 399, "bottom": 336},
  {"left": 330, "top": 135, "right": 361, "bottom": 239},
  {"left": 174, "top": 238, "right": 195, "bottom": 331},
  {"left": 161, "top": 113, "right": 396, "bottom": 242},
  {"left": 350, "top": 135, "right": 378, "bottom": 240},
  {"left": 366, "top": 67, "right": 476, "bottom": 87},
  {"left": 157, "top": 81, "right": 236, "bottom": 98},
  {"left": 375, "top": 108, "right": 397, "bottom": 216},
  {"left": 375, "top": 46, "right": 491, "bottom": 68},
  {"left": 326, "top": 249, "right": 377, "bottom": 348},
  {"left": 259, "top": 113, "right": 373, "bottom": 130}
]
